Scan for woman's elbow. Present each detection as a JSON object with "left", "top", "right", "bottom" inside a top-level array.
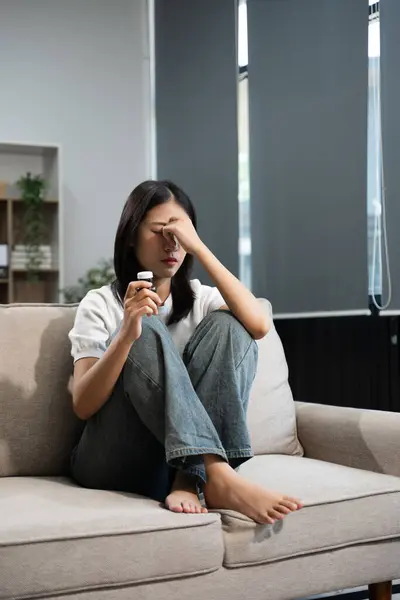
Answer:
[
  {"left": 251, "top": 316, "right": 270, "bottom": 340},
  {"left": 72, "top": 385, "right": 92, "bottom": 421},
  {"left": 72, "top": 395, "right": 90, "bottom": 421}
]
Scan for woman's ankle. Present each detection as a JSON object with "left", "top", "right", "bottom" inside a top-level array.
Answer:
[{"left": 204, "top": 454, "right": 232, "bottom": 479}]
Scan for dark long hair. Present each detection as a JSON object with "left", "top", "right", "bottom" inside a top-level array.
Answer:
[{"left": 112, "top": 180, "right": 196, "bottom": 326}]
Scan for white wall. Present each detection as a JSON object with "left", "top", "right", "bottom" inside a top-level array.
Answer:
[{"left": 0, "top": 0, "right": 152, "bottom": 286}]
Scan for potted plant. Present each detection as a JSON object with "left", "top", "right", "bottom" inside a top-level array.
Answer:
[
  {"left": 16, "top": 172, "right": 47, "bottom": 281},
  {"left": 15, "top": 172, "right": 48, "bottom": 302},
  {"left": 62, "top": 259, "right": 115, "bottom": 303}
]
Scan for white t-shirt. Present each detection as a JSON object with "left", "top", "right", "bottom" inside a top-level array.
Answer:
[{"left": 68, "top": 279, "right": 225, "bottom": 362}]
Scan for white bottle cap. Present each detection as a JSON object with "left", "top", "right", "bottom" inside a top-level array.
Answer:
[{"left": 137, "top": 271, "right": 154, "bottom": 280}]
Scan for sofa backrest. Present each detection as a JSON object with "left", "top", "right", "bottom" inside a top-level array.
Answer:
[
  {"left": 0, "top": 304, "right": 83, "bottom": 477},
  {"left": 248, "top": 299, "right": 303, "bottom": 457},
  {"left": 0, "top": 300, "right": 302, "bottom": 478}
]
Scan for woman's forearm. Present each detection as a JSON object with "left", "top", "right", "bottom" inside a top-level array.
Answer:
[
  {"left": 195, "top": 244, "right": 270, "bottom": 339},
  {"left": 73, "top": 333, "right": 133, "bottom": 420}
]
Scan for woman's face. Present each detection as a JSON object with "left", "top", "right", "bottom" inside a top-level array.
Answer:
[{"left": 136, "top": 197, "right": 188, "bottom": 280}]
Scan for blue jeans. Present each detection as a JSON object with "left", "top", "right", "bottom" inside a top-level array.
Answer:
[{"left": 71, "top": 310, "right": 258, "bottom": 502}]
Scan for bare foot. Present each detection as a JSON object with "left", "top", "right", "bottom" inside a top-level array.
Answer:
[
  {"left": 204, "top": 459, "right": 303, "bottom": 525},
  {"left": 165, "top": 471, "right": 208, "bottom": 514}
]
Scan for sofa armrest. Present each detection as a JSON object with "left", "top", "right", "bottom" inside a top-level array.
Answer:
[{"left": 295, "top": 401, "right": 400, "bottom": 478}]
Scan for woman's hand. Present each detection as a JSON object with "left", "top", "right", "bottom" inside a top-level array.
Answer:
[
  {"left": 162, "top": 216, "right": 204, "bottom": 256},
  {"left": 119, "top": 281, "right": 162, "bottom": 344}
]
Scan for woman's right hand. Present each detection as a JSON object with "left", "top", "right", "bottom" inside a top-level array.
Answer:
[{"left": 119, "top": 281, "right": 162, "bottom": 344}]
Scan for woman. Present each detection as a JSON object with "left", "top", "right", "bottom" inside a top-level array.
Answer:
[{"left": 69, "top": 180, "right": 302, "bottom": 524}]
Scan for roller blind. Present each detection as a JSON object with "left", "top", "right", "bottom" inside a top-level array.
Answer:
[
  {"left": 380, "top": 0, "right": 400, "bottom": 315},
  {"left": 247, "top": 0, "right": 369, "bottom": 316},
  {"left": 155, "top": 0, "right": 239, "bottom": 280}
]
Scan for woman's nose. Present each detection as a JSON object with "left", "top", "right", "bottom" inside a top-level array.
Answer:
[{"left": 163, "top": 233, "right": 179, "bottom": 251}]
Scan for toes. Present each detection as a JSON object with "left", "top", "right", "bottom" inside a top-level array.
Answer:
[
  {"left": 274, "top": 504, "right": 291, "bottom": 515},
  {"left": 167, "top": 503, "right": 184, "bottom": 513},
  {"left": 166, "top": 494, "right": 208, "bottom": 515},
  {"left": 282, "top": 498, "right": 300, "bottom": 511},
  {"left": 184, "top": 502, "right": 199, "bottom": 513},
  {"left": 289, "top": 496, "right": 303, "bottom": 508},
  {"left": 190, "top": 503, "right": 205, "bottom": 514},
  {"left": 256, "top": 513, "right": 275, "bottom": 525},
  {"left": 269, "top": 509, "right": 285, "bottom": 520}
]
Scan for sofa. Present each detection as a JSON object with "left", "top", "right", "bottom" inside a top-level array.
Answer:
[{"left": 1, "top": 301, "right": 400, "bottom": 600}]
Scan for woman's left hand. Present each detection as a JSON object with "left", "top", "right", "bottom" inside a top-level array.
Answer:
[{"left": 162, "top": 217, "right": 204, "bottom": 256}]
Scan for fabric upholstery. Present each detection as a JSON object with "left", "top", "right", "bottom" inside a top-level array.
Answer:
[
  {"left": 220, "top": 454, "right": 400, "bottom": 567},
  {"left": 247, "top": 299, "right": 303, "bottom": 456},
  {"left": 0, "top": 304, "right": 82, "bottom": 477},
  {"left": 0, "top": 300, "right": 302, "bottom": 478},
  {"left": 1, "top": 306, "right": 400, "bottom": 600},
  {"left": 0, "top": 477, "right": 223, "bottom": 600},
  {"left": 296, "top": 401, "right": 400, "bottom": 477},
  {"left": 4, "top": 539, "right": 400, "bottom": 600}
]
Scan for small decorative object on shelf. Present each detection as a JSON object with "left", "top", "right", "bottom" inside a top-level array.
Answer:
[
  {"left": 0, "top": 244, "right": 8, "bottom": 278},
  {"left": 16, "top": 172, "right": 47, "bottom": 281},
  {"left": 11, "top": 245, "right": 56, "bottom": 270}
]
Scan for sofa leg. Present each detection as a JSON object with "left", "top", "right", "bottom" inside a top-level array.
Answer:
[{"left": 369, "top": 581, "right": 392, "bottom": 600}]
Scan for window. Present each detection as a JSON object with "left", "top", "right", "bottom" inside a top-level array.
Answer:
[
  {"left": 367, "top": 1, "right": 382, "bottom": 299},
  {"left": 238, "top": 0, "right": 382, "bottom": 300},
  {"left": 238, "top": 1, "right": 251, "bottom": 289}
]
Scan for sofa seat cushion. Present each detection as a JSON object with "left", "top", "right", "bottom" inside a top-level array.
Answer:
[
  {"left": 0, "top": 477, "right": 224, "bottom": 600},
  {"left": 220, "top": 455, "right": 400, "bottom": 568}
]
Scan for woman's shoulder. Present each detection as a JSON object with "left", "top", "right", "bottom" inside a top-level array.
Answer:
[
  {"left": 189, "top": 279, "right": 202, "bottom": 295},
  {"left": 189, "top": 279, "right": 216, "bottom": 297},
  {"left": 78, "top": 284, "right": 121, "bottom": 314},
  {"left": 69, "top": 284, "right": 121, "bottom": 360},
  {"left": 189, "top": 279, "right": 224, "bottom": 312}
]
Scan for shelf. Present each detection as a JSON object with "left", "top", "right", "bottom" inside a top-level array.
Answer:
[
  {"left": 0, "top": 141, "right": 60, "bottom": 303},
  {"left": 0, "top": 143, "right": 58, "bottom": 156},
  {"left": 0, "top": 197, "right": 58, "bottom": 204},
  {"left": 12, "top": 268, "right": 59, "bottom": 273}
]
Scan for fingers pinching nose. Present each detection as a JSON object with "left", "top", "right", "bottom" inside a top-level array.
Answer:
[{"left": 163, "top": 227, "right": 179, "bottom": 250}]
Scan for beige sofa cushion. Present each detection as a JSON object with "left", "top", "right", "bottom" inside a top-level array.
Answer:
[
  {"left": 220, "top": 454, "right": 400, "bottom": 568},
  {"left": 0, "top": 477, "right": 223, "bottom": 599},
  {"left": 247, "top": 300, "right": 303, "bottom": 456},
  {"left": 0, "top": 304, "right": 82, "bottom": 477}
]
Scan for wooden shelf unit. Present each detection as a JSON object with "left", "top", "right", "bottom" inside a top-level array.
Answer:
[{"left": 0, "top": 142, "right": 61, "bottom": 303}]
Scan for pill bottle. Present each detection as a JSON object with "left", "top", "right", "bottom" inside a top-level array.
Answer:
[{"left": 137, "top": 271, "right": 157, "bottom": 293}]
